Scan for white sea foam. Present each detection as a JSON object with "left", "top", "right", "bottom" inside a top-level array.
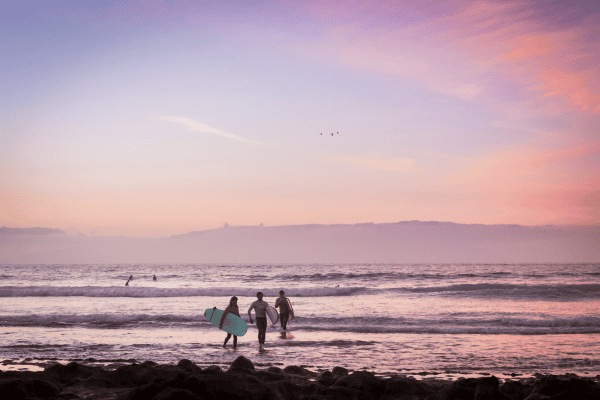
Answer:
[
  {"left": 2, "top": 313, "right": 599, "bottom": 335},
  {"left": 0, "top": 285, "right": 362, "bottom": 298}
]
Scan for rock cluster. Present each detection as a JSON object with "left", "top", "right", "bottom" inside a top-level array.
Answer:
[{"left": 1, "top": 357, "right": 599, "bottom": 400}]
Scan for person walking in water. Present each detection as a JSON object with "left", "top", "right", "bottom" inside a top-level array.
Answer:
[
  {"left": 248, "top": 292, "right": 269, "bottom": 349},
  {"left": 219, "top": 296, "right": 240, "bottom": 349},
  {"left": 275, "top": 290, "right": 291, "bottom": 330}
]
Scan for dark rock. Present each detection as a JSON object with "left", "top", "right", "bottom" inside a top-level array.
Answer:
[
  {"left": 210, "top": 373, "right": 283, "bottom": 400},
  {"left": 334, "top": 371, "right": 386, "bottom": 398},
  {"left": 125, "top": 373, "right": 209, "bottom": 400},
  {"left": 0, "top": 371, "right": 63, "bottom": 399},
  {"left": 85, "top": 362, "right": 169, "bottom": 388},
  {"left": 424, "top": 394, "right": 444, "bottom": 400},
  {"left": 530, "top": 376, "right": 572, "bottom": 397},
  {"left": 527, "top": 375, "right": 600, "bottom": 399},
  {"left": 316, "top": 371, "right": 337, "bottom": 386},
  {"left": 229, "top": 356, "right": 255, "bottom": 373},
  {"left": 500, "top": 380, "right": 532, "bottom": 400},
  {"left": 178, "top": 359, "right": 202, "bottom": 374},
  {"left": 0, "top": 379, "right": 34, "bottom": 400},
  {"left": 141, "top": 361, "right": 159, "bottom": 367},
  {"left": 45, "top": 362, "right": 100, "bottom": 384},
  {"left": 475, "top": 376, "right": 501, "bottom": 400},
  {"left": 385, "top": 376, "right": 435, "bottom": 396},
  {"left": 526, "top": 376, "right": 600, "bottom": 400},
  {"left": 442, "top": 377, "right": 479, "bottom": 400},
  {"left": 316, "top": 385, "right": 375, "bottom": 400},
  {"left": 284, "top": 365, "right": 314, "bottom": 376},
  {"left": 331, "top": 367, "right": 349, "bottom": 379},
  {"left": 267, "top": 367, "right": 284, "bottom": 374},
  {"left": 59, "top": 394, "right": 81, "bottom": 399},
  {"left": 126, "top": 370, "right": 283, "bottom": 400},
  {"left": 304, "top": 395, "right": 332, "bottom": 400},
  {"left": 201, "top": 365, "right": 223, "bottom": 374},
  {"left": 33, "top": 378, "right": 62, "bottom": 398},
  {"left": 256, "top": 370, "right": 285, "bottom": 382},
  {"left": 154, "top": 387, "right": 204, "bottom": 400},
  {"left": 298, "top": 382, "right": 319, "bottom": 395},
  {"left": 266, "top": 380, "right": 305, "bottom": 400}
]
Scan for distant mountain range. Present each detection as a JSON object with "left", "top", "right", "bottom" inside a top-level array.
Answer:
[{"left": 1, "top": 221, "right": 599, "bottom": 263}]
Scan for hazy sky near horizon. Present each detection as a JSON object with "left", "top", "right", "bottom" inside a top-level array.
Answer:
[{"left": 1, "top": 0, "right": 599, "bottom": 237}]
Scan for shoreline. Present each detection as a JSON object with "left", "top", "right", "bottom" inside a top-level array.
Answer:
[
  {"left": 4, "top": 357, "right": 600, "bottom": 382},
  {"left": 3, "top": 356, "right": 600, "bottom": 382},
  {"left": 2, "top": 356, "right": 599, "bottom": 400}
]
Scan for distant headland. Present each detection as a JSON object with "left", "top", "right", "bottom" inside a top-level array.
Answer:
[{"left": 1, "top": 221, "right": 599, "bottom": 264}]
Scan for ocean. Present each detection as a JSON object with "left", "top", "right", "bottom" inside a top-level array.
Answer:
[{"left": 1, "top": 263, "right": 599, "bottom": 379}]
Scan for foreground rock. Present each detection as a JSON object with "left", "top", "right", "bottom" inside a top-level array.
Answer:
[{"left": 0, "top": 358, "right": 599, "bottom": 400}]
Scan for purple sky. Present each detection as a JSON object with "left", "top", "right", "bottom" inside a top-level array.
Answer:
[{"left": 1, "top": 0, "right": 599, "bottom": 237}]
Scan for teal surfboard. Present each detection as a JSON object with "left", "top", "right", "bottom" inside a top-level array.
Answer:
[{"left": 205, "top": 308, "right": 248, "bottom": 336}]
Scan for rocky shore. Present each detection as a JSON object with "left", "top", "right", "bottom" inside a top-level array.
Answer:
[{"left": 1, "top": 356, "right": 599, "bottom": 400}]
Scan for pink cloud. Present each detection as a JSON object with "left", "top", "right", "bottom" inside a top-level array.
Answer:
[
  {"left": 539, "top": 68, "right": 600, "bottom": 114},
  {"left": 500, "top": 35, "right": 555, "bottom": 61},
  {"left": 300, "top": 0, "right": 600, "bottom": 116}
]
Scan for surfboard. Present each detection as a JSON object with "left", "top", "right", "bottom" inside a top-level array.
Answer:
[
  {"left": 205, "top": 308, "right": 247, "bottom": 336},
  {"left": 266, "top": 305, "right": 279, "bottom": 326},
  {"left": 287, "top": 298, "right": 294, "bottom": 320}
]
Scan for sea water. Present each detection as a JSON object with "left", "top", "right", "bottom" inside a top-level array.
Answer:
[{"left": 0, "top": 263, "right": 599, "bottom": 379}]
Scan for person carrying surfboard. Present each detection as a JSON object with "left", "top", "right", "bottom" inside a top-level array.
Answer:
[
  {"left": 219, "top": 296, "right": 240, "bottom": 349},
  {"left": 275, "top": 290, "right": 292, "bottom": 330},
  {"left": 248, "top": 292, "right": 269, "bottom": 349}
]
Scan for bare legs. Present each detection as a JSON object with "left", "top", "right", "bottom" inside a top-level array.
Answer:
[{"left": 223, "top": 333, "right": 237, "bottom": 348}]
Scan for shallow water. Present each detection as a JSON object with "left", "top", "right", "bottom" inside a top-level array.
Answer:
[{"left": 1, "top": 263, "right": 599, "bottom": 379}]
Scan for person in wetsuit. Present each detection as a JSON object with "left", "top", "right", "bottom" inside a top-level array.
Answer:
[
  {"left": 248, "top": 292, "right": 269, "bottom": 349},
  {"left": 274, "top": 290, "right": 291, "bottom": 330},
  {"left": 219, "top": 296, "right": 240, "bottom": 349}
]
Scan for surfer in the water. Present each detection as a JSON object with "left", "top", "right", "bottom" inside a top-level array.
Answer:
[
  {"left": 275, "top": 290, "right": 291, "bottom": 330},
  {"left": 125, "top": 279, "right": 129, "bottom": 286},
  {"left": 152, "top": 275, "right": 157, "bottom": 281},
  {"left": 219, "top": 296, "right": 240, "bottom": 349},
  {"left": 129, "top": 275, "right": 133, "bottom": 280},
  {"left": 248, "top": 292, "right": 269, "bottom": 349}
]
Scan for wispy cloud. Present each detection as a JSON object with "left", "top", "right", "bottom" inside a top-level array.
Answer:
[
  {"left": 325, "top": 153, "right": 416, "bottom": 172},
  {"left": 304, "top": 0, "right": 600, "bottom": 113},
  {"left": 156, "top": 116, "right": 265, "bottom": 145}
]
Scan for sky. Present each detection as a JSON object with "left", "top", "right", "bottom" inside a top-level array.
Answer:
[{"left": 1, "top": 0, "right": 599, "bottom": 237}]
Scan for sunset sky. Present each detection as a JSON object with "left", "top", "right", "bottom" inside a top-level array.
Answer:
[{"left": 1, "top": 0, "right": 599, "bottom": 237}]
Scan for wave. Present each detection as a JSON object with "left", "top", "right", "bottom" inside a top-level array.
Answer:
[
  {"left": 2, "top": 313, "right": 599, "bottom": 334},
  {"left": 272, "top": 272, "right": 517, "bottom": 281},
  {"left": 1, "top": 282, "right": 598, "bottom": 300},
  {"left": 0, "top": 313, "right": 202, "bottom": 328},
  {"left": 390, "top": 283, "right": 600, "bottom": 300},
  {"left": 0, "top": 285, "right": 362, "bottom": 298}
]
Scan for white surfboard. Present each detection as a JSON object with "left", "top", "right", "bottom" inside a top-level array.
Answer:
[
  {"left": 287, "top": 298, "right": 294, "bottom": 320},
  {"left": 266, "top": 305, "right": 279, "bottom": 326}
]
